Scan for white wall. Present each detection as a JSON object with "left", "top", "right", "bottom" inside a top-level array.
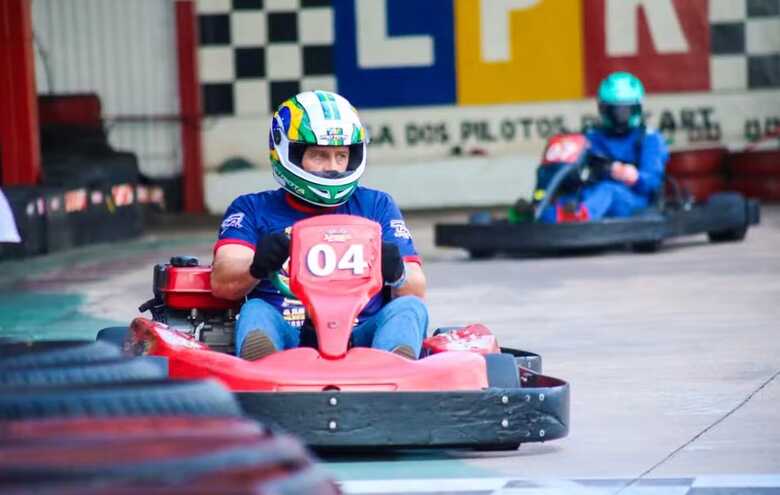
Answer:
[{"left": 32, "top": 0, "right": 180, "bottom": 178}]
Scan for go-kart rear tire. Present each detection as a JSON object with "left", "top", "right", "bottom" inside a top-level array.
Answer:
[
  {"left": 469, "top": 249, "right": 496, "bottom": 260},
  {"left": 0, "top": 340, "right": 121, "bottom": 369},
  {"left": 0, "top": 379, "right": 242, "bottom": 420},
  {"left": 630, "top": 239, "right": 663, "bottom": 253},
  {"left": 708, "top": 227, "right": 747, "bottom": 243},
  {"left": 485, "top": 353, "right": 521, "bottom": 389},
  {"left": 473, "top": 442, "right": 521, "bottom": 452}
]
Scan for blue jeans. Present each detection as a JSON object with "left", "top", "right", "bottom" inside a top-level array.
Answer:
[
  {"left": 235, "top": 296, "right": 429, "bottom": 357},
  {"left": 539, "top": 181, "right": 649, "bottom": 223}
]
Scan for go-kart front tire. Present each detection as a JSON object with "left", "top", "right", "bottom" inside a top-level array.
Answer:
[
  {"left": 708, "top": 227, "right": 747, "bottom": 243},
  {"left": 469, "top": 249, "right": 496, "bottom": 260}
]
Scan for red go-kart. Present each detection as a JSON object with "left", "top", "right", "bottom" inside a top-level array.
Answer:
[{"left": 112, "top": 215, "right": 569, "bottom": 450}]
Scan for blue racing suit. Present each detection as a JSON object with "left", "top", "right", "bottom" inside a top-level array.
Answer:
[
  {"left": 539, "top": 127, "right": 669, "bottom": 222},
  {"left": 216, "top": 187, "right": 428, "bottom": 357}
]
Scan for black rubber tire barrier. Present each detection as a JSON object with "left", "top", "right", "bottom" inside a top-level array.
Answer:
[
  {"left": 727, "top": 150, "right": 780, "bottom": 177},
  {"left": 0, "top": 433, "right": 311, "bottom": 487},
  {"left": 0, "top": 379, "right": 243, "bottom": 420},
  {"left": 10, "top": 466, "right": 342, "bottom": 495},
  {"left": 0, "top": 188, "right": 46, "bottom": 260},
  {"left": 38, "top": 187, "right": 74, "bottom": 253},
  {"left": 667, "top": 148, "right": 726, "bottom": 177},
  {"left": 95, "top": 326, "right": 130, "bottom": 349},
  {"left": 0, "top": 358, "right": 167, "bottom": 387},
  {"left": 0, "top": 341, "right": 122, "bottom": 369},
  {"left": 676, "top": 175, "right": 727, "bottom": 202},
  {"left": 0, "top": 416, "right": 265, "bottom": 444},
  {"left": 42, "top": 152, "right": 140, "bottom": 189},
  {"left": 484, "top": 353, "right": 521, "bottom": 389}
]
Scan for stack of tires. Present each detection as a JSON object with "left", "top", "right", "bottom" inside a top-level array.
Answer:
[
  {"left": 727, "top": 150, "right": 780, "bottom": 202},
  {"left": 39, "top": 94, "right": 145, "bottom": 249},
  {"left": 0, "top": 189, "right": 46, "bottom": 260},
  {"left": 666, "top": 147, "right": 728, "bottom": 202},
  {"left": 0, "top": 339, "right": 340, "bottom": 494}
]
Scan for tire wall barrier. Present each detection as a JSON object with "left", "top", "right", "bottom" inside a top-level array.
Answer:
[
  {"left": 0, "top": 182, "right": 166, "bottom": 261},
  {"left": 0, "top": 336, "right": 339, "bottom": 494},
  {"left": 727, "top": 150, "right": 780, "bottom": 202},
  {"left": 666, "top": 148, "right": 727, "bottom": 202},
  {"left": 0, "top": 93, "right": 168, "bottom": 261}
]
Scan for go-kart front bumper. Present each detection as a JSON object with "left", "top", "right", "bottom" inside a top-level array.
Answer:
[{"left": 236, "top": 370, "right": 568, "bottom": 450}]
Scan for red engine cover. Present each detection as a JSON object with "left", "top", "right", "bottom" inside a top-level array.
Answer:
[{"left": 163, "top": 266, "right": 239, "bottom": 311}]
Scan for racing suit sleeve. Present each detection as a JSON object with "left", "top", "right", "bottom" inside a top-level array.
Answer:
[
  {"left": 375, "top": 192, "right": 421, "bottom": 266},
  {"left": 632, "top": 132, "right": 669, "bottom": 197},
  {"left": 214, "top": 195, "right": 265, "bottom": 253}
]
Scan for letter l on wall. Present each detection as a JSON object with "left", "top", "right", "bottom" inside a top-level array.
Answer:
[{"left": 356, "top": 0, "right": 433, "bottom": 68}]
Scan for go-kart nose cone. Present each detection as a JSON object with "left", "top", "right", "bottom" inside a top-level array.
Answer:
[{"left": 288, "top": 215, "right": 383, "bottom": 359}]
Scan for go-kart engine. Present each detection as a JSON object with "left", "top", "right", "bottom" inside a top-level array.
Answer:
[{"left": 138, "top": 257, "right": 238, "bottom": 355}]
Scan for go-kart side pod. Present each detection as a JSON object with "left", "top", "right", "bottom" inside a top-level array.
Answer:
[{"left": 236, "top": 363, "right": 568, "bottom": 450}]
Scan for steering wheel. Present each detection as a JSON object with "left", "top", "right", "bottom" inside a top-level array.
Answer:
[{"left": 270, "top": 270, "right": 296, "bottom": 299}]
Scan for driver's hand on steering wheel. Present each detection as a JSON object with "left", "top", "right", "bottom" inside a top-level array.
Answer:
[
  {"left": 249, "top": 232, "right": 290, "bottom": 280},
  {"left": 610, "top": 161, "right": 639, "bottom": 186}
]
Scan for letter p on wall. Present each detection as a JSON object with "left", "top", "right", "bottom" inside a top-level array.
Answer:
[{"left": 455, "top": 0, "right": 584, "bottom": 105}]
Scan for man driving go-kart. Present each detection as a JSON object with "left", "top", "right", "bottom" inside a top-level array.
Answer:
[
  {"left": 528, "top": 72, "right": 670, "bottom": 223},
  {"left": 210, "top": 90, "right": 428, "bottom": 361}
]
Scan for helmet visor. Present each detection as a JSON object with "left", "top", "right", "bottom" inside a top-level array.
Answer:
[
  {"left": 600, "top": 103, "right": 642, "bottom": 131},
  {"left": 288, "top": 142, "right": 365, "bottom": 174}
]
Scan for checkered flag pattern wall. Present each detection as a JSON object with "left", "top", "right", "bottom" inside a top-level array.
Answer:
[
  {"left": 197, "top": 0, "right": 335, "bottom": 116},
  {"left": 709, "top": 0, "right": 780, "bottom": 90}
]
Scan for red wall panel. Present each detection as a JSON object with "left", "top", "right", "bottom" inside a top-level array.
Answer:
[{"left": 584, "top": 0, "right": 710, "bottom": 96}]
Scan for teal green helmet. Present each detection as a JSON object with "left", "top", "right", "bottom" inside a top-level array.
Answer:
[
  {"left": 269, "top": 91, "right": 368, "bottom": 207},
  {"left": 597, "top": 72, "right": 645, "bottom": 134}
]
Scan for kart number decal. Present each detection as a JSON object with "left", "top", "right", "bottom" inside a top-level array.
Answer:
[
  {"left": 544, "top": 139, "right": 581, "bottom": 164},
  {"left": 306, "top": 243, "right": 368, "bottom": 277}
]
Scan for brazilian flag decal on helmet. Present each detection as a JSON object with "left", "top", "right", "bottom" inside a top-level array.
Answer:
[{"left": 269, "top": 91, "right": 368, "bottom": 207}]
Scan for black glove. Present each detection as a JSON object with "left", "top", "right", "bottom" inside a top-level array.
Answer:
[
  {"left": 381, "top": 241, "right": 405, "bottom": 287},
  {"left": 249, "top": 232, "right": 290, "bottom": 279}
]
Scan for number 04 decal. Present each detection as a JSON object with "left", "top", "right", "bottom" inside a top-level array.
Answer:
[{"left": 306, "top": 243, "right": 368, "bottom": 277}]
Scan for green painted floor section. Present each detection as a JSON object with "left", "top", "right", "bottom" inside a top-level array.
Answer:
[
  {"left": 0, "top": 292, "right": 123, "bottom": 341},
  {"left": 324, "top": 452, "right": 500, "bottom": 480},
  {"left": 0, "top": 233, "right": 212, "bottom": 341}
]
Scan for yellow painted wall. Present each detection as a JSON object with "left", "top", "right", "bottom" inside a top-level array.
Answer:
[{"left": 455, "top": 0, "right": 584, "bottom": 105}]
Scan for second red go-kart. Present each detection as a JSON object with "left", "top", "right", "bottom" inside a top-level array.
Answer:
[{"left": 108, "top": 214, "right": 569, "bottom": 450}]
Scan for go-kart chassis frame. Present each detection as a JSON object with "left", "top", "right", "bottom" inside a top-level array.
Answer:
[{"left": 435, "top": 194, "right": 760, "bottom": 255}]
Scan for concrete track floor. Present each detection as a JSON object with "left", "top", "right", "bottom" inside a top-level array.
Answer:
[{"left": 1, "top": 205, "right": 779, "bottom": 492}]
